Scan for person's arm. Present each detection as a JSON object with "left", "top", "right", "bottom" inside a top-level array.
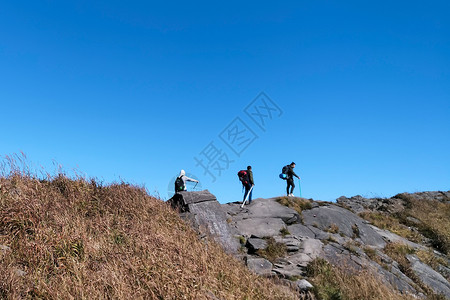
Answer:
[
  {"left": 291, "top": 169, "right": 300, "bottom": 179},
  {"left": 184, "top": 176, "right": 199, "bottom": 183},
  {"left": 249, "top": 171, "right": 254, "bottom": 185}
]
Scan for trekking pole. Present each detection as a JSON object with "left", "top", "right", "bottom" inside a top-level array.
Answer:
[
  {"left": 193, "top": 182, "right": 198, "bottom": 191},
  {"left": 241, "top": 185, "right": 254, "bottom": 208},
  {"left": 298, "top": 179, "right": 302, "bottom": 198}
]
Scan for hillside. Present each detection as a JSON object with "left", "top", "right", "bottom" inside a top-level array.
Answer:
[
  {"left": 170, "top": 190, "right": 449, "bottom": 299},
  {"left": 221, "top": 193, "right": 450, "bottom": 299},
  {"left": 1, "top": 164, "right": 448, "bottom": 300},
  {"left": 0, "top": 172, "right": 297, "bottom": 299}
]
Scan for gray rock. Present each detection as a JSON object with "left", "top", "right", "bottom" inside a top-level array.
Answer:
[
  {"left": 296, "top": 279, "right": 313, "bottom": 291},
  {"left": 274, "top": 236, "right": 302, "bottom": 252},
  {"left": 246, "top": 257, "right": 273, "bottom": 276},
  {"left": 224, "top": 198, "right": 300, "bottom": 224},
  {"left": 306, "top": 225, "right": 330, "bottom": 240},
  {"left": 437, "top": 264, "right": 450, "bottom": 281},
  {"left": 188, "top": 200, "right": 240, "bottom": 254},
  {"left": 406, "top": 254, "right": 450, "bottom": 298},
  {"left": 395, "top": 191, "right": 450, "bottom": 203},
  {"left": 168, "top": 190, "right": 217, "bottom": 212},
  {"left": 336, "top": 195, "right": 366, "bottom": 213},
  {"left": 14, "top": 269, "right": 26, "bottom": 276},
  {"left": 368, "top": 225, "right": 426, "bottom": 251},
  {"left": 299, "top": 238, "right": 324, "bottom": 259},
  {"left": 367, "top": 260, "right": 418, "bottom": 295},
  {"left": 287, "top": 224, "right": 315, "bottom": 239},
  {"left": 0, "top": 244, "right": 11, "bottom": 253},
  {"left": 246, "top": 238, "right": 267, "bottom": 253},
  {"left": 321, "top": 243, "right": 362, "bottom": 271},
  {"left": 232, "top": 218, "right": 286, "bottom": 238},
  {"left": 406, "top": 216, "right": 421, "bottom": 225},
  {"left": 302, "top": 205, "right": 386, "bottom": 248},
  {"left": 272, "top": 260, "right": 304, "bottom": 278},
  {"left": 337, "top": 195, "right": 406, "bottom": 215},
  {"left": 286, "top": 252, "right": 314, "bottom": 268},
  {"left": 170, "top": 190, "right": 240, "bottom": 254},
  {"left": 310, "top": 202, "right": 320, "bottom": 209}
]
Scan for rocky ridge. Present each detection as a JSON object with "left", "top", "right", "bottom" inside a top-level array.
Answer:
[{"left": 170, "top": 191, "right": 450, "bottom": 298}]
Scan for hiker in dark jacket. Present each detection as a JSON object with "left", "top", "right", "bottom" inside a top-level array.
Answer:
[
  {"left": 286, "top": 162, "right": 300, "bottom": 197},
  {"left": 243, "top": 166, "right": 254, "bottom": 204}
]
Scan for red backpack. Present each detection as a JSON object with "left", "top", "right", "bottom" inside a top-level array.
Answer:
[{"left": 237, "top": 170, "right": 249, "bottom": 186}]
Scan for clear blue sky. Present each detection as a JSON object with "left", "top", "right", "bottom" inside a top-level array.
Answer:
[{"left": 1, "top": 1, "right": 449, "bottom": 203}]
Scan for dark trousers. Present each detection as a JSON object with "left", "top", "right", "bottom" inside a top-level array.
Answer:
[
  {"left": 244, "top": 184, "right": 253, "bottom": 203},
  {"left": 286, "top": 178, "right": 295, "bottom": 195}
]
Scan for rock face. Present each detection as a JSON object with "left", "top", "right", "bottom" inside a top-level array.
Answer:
[
  {"left": 302, "top": 204, "right": 386, "bottom": 248},
  {"left": 407, "top": 255, "right": 450, "bottom": 298},
  {"left": 168, "top": 190, "right": 239, "bottom": 254},
  {"left": 222, "top": 194, "right": 450, "bottom": 298},
  {"left": 171, "top": 191, "right": 450, "bottom": 298}
]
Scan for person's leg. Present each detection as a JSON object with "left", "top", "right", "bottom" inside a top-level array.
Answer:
[
  {"left": 248, "top": 186, "right": 253, "bottom": 203},
  {"left": 243, "top": 186, "right": 249, "bottom": 202},
  {"left": 290, "top": 180, "right": 295, "bottom": 195},
  {"left": 286, "top": 181, "right": 290, "bottom": 196}
]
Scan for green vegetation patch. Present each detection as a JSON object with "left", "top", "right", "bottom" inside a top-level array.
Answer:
[{"left": 257, "top": 237, "right": 287, "bottom": 263}]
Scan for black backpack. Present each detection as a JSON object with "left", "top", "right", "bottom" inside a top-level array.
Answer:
[
  {"left": 279, "top": 165, "right": 289, "bottom": 180},
  {"left": 174, "top": 176, "right": 184, "bottom": 192},
  {"left": 237, "top": 170, "right": 249, "bottom": 186}
]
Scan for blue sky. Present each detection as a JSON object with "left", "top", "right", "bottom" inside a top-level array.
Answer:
[{"left": 1, "top": 1, "right": 449, "bottom": 203}]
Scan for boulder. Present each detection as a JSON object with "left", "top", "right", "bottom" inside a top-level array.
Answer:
[
  {"left": 296, "top": 279, "right": 313, "bottom": 291},
  {"left": 299, "top": 238, "right": 324, "bottom": 259},
  {"left": 274, "top": 236, "right": 302, "bottom": 252},
  {"left": 302, "top": 205, "right": 386, "bottom": 248},
  {"left": 272, "top": 260, "right": 304, "bottom": 278},
  {"left": 246, "top": 257, "right": 273, "bottom": 276},
  {"left": 231, "top": 218, "right": 286, "bottom": 238},
  {"left": 368, "top": 225, "right": 427, "bottom": 251},
  {"left": 285, "top": 252, "right": 314, "bottom": 268},
  {"left": 287, "top": 224, "right": 315, "bottom": 239},
  {"left": 224, "top": 198, "right": 300, "bottom": 224},
  {"left": 407, "top": 254, "right": 450, "bottom": 298},
  {"left": 168, "top": 190, "right": 239, "bottom": 254},
  {"left": 246, "top": 238, "right": 268, "bottom": 253}
]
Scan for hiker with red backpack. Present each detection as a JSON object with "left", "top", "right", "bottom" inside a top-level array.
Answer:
[
  {"left": 280, "top": 162, "right": 300, "bottom": 197},
  {"left": 238, "top": 166, "right": 254, "bottom": 205},
  {"left": 174, "top": 170, "right": 199, "bottom": 193}
]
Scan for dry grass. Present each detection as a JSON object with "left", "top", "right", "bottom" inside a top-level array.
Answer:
[
  {"left": 325, "top": 223, "right": 339, "bottom": 234},
  {"left": 358, "top": 212, "right": 423, "bottom": 243},
  {"left": 416, "top": 249, "right": 449, "bottom": 281},
  {"left": 395, "top": 193, "right": 450, "bottom": 255},
  {"left": 305, "top": 258, "right": 415, "bottom": 300},
  {"left": 383, "top": 243, "right": 447, "bottom": 299},
  {"left": 276, "top": 197, "right": 312, "bottom": 215},
  {"left": 0, "top": 164, "right": 297, "bottom": 299},
  {"left": 257, "top": 237, "right": 287, "bottom": 263}
]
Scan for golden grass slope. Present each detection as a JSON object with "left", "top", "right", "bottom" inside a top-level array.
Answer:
[{"left": 0, "top": 173, "right": 296, "bottom": 299}]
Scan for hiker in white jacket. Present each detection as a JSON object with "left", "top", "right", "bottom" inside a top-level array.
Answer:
[{"left": 175, "top": 170, "right": 199, "bottom": 192}]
